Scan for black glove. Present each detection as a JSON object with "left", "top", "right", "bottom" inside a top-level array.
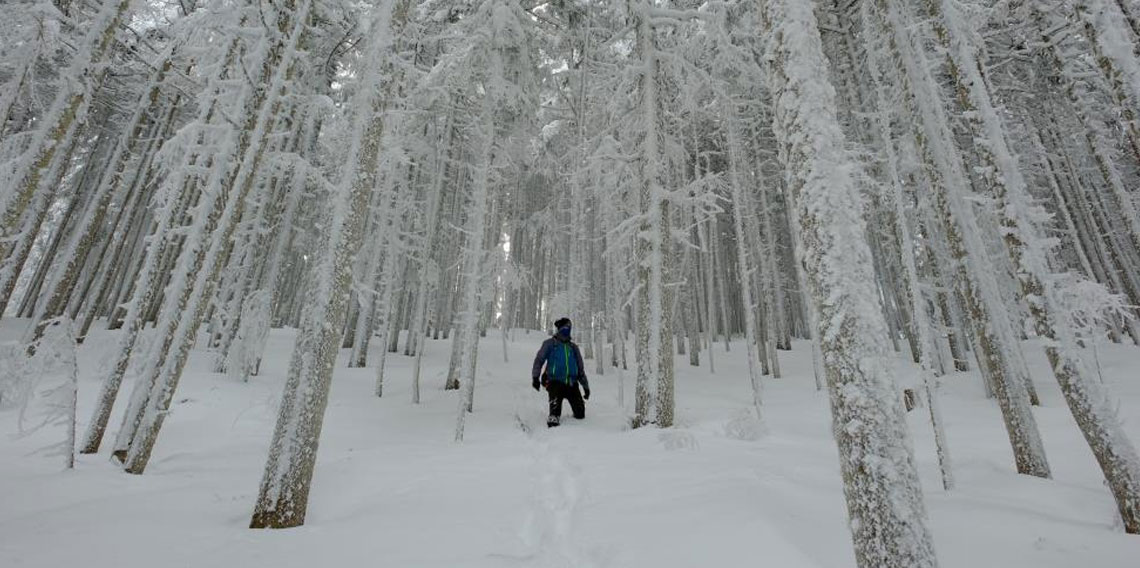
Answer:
[
  {"left": 532, "top": 378, "right": 540, "bottom": 392},
  {"left": 583, "top": 386, "right": 591, "bottom": 400}
]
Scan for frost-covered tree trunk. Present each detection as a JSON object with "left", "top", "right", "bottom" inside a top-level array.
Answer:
[
  {"left": 211, "top": 102, "right": 312, "bottom": 374},
  {"left": 724, "top": 103, "right": 763, "bottom": 419},
  {"left": 820, "top": 0, "right": 916, "bottom": 364},
  {"left": 76, "top": 23, "right": 252, "bottom": 454},
  {"left": 453, "top": 103, "right": 494, "bottom": 441},
  {"left": 926, "top": 0, "right": 1140, "bottom": 530},
  {"left": 453, "top": 0, "right": 538, "bottom": 435},
  {"left": 1025, "top": 0, "right": 1140, "bottom": 340},
  {"left": 861, "top": 6, "right": 954, "bottom": 489},
  {"left": 27, "top": 58, "right": 174, "bottom": 342},
  {"left": 249, "top": 0, "right": 413, "bottom": 528},
  {"left": 680, "top": 243, "right": 701, "bottom": 367},
  {"left": 115, "top": 1, "right": 315, "bottom": 474},
  {"left": 861, "top": 0, "right": 1051, "bottom": 478},
  {"left": 1076, "top": 0, "right": 1140, "bottom": 163},
  {"left": 80, "top": 154, "right": 193, "bottom": 454},
  {"left": 373, "top": 207, "right": 409, "bottom": 397},
  {"left": 348, "top": 175, "right": 396, "bottom": 372},
  {"left": 631, "top": 1, "right": 675, "bottom": 429},
  {"left": 0, "top": 0, "right": 133, "bottom": 316},
  {"left": 409, "top": 120, "right": 454, "bottom": 402},
  {"left": 348, "top": 227, "right": 382, "bottom": 369},
  {"left": 697, "top": 211, "right": 717, "bottom": 374},
  {"left": 760, "top": 1, "right": 938, "bottom": 566}
]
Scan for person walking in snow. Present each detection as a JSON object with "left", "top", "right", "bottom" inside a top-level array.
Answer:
[{"left": 531, "top": 317, "right": 590, "bottom": 427}]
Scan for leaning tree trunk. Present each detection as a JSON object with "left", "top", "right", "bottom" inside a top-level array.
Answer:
[
  {"left": 927, "top": 0, "right": 1140, "bottom": 531},
  {"left": 0, "top": 0, "right": 133, "bottom": 316},
  {"left": 861, "top": 6, "right": 955, "bottom": 490},
  {"left": 760, "top": 1, "right": 938, "bottom": 567},
  {"left": 27, "top": 58, "right": 174, "bottom": 344},
  {"left": 116, "top": 2, "right": 314, "bottom": 474},
  {"left": 862, "top": 0, "right": 1051, "bottom": 477},
  {"left": 77, "top": 28, "right": 247, "bottom": 454},
  {"left": 249, "top": 0, "right": 413, "bottom": 529}
]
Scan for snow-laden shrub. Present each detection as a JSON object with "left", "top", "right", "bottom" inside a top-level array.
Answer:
[{"left": 1, "top": 318, "right": 78, "bottom": 468}]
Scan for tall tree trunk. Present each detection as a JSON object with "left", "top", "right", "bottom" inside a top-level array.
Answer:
[
  {"left": 0, "top": 0, "right": 133, "bottom": 316},
  {"left": 117, "top": 2, "right": 314, "bottom": 474},
  {"left": 632, "top": 1, "right": 674, "bottom": 428},
  {"left": 761, "top": 1, "right": 938, "bottom": 566},
  {"left": 862, "top": 0, "right": 1051, "bottom": 477},
  {"left": 249, "top": 0, "right": 412, "bottom": 528},
  {"left": 724, "top": 103, "right": 764, "bottom": 419},
  {"left": 927, "top": 0, "right": 1140, "bottom": 530}
]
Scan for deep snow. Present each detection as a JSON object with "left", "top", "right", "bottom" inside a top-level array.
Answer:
[{"left": 1, "top": 322, "right": 1138, "bottom": 567}]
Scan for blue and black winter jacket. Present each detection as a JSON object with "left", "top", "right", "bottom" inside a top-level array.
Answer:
[{"left": 532, "top": 336, "right": 589, "bottom": 388}]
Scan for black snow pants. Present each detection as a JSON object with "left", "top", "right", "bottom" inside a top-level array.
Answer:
[{"left": 547, "top": 380, "right": 585, "bottom": 422}]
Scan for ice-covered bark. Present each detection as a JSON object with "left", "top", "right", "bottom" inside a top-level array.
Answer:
[{"left": 760, "top": 1, "right": 938, "bottom": 566}]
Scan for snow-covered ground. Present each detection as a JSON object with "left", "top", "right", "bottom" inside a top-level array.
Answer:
[{"left": 1, "top": 322, "right": 1138, "bottom": 567}]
